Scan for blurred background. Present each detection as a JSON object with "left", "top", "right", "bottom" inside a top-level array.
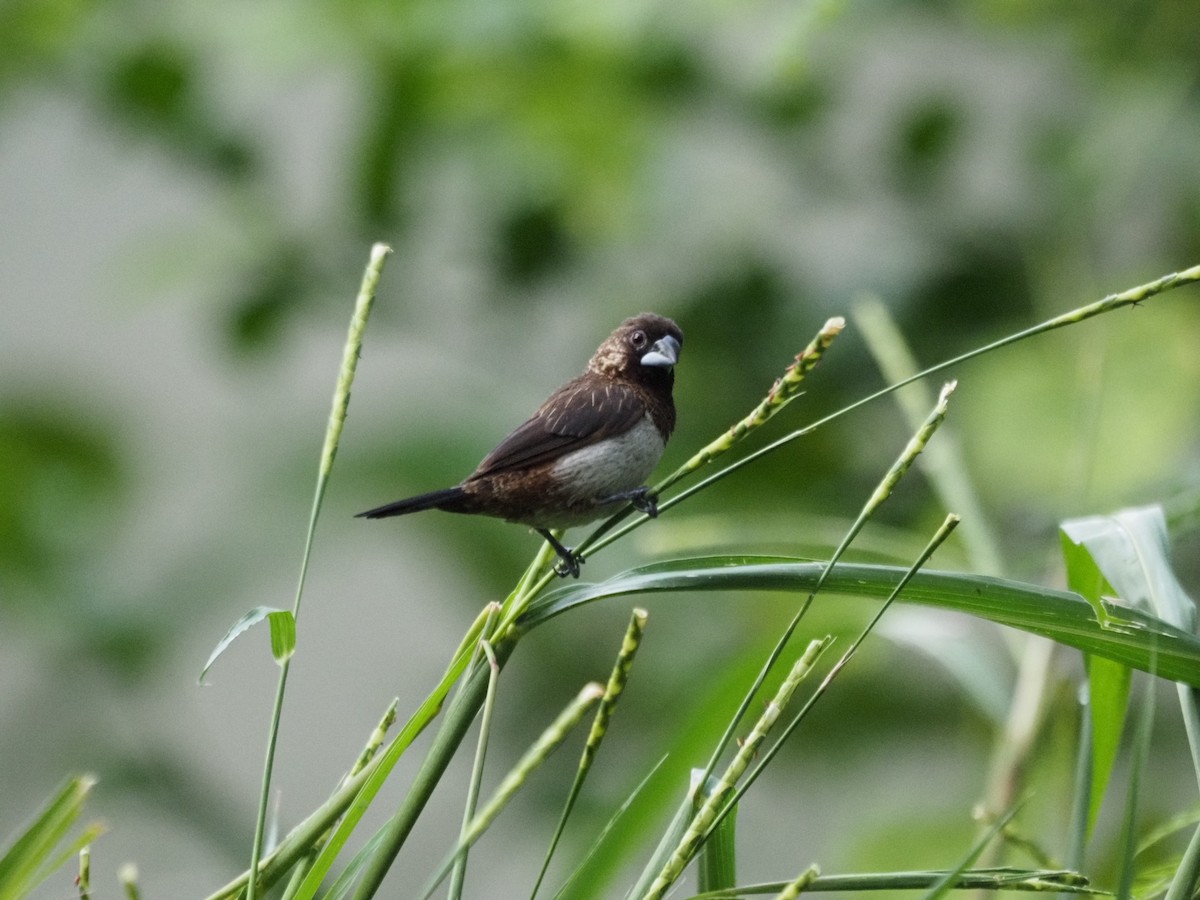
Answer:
[{"left": 2, "top": 0, "right": 1200, "bottom": 896}]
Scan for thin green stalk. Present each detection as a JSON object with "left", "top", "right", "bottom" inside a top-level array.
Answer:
[
  {"left": 448, "top": 642, "right": 501, "bottom": 900},
  {"left": 663, "top": 317, "right": 845, "bottom": 491},
  {"left": 1062, "top": 691, "right": 1092, "bottom": 892},
  {"left": 705, "top": 514, "right": 961, "bottom": 842},
  {"left": 774, "top": 864, "right": 820, "bottom": 900},
  {"left": 622, "top": 769, "right": 706, "bottom": 900},
  {"left": 1117, "top": 661, "right": 1158, "bottom": 900},
  {"left": 532, "top": 609, "right": 650, "bottom": 900},
  {"left": 923, "top": 800, "right": 1028, "bottom": 900},
  {"left": 280, "top": 700, "right": 399, "bottom": 900},
  {"left": 419, "top": 684, "right": 606, "bottom": 900},
  {"left": 280, "top": 628, "right": 487, "bottom": 900},
  {"left": 854, "top": 294, "right": 1003, "bottom": 576},
  {"left": 687, "top": 868, "right": 1095, "bottom": 898},
  {"left": 246, "top": 244, "right": 389, "bottom": 900},
  {"left": 347, "top": 636, "right": 519, "bottom": 900},
  {"left": 695, "top": 382, "right": 957, "bottom": 800},
  {"left": 553, "top": 755, "right": 668, "bottom": 900},
  {"left": 642, "top": 638, "right": 831, "bottom": 900}
]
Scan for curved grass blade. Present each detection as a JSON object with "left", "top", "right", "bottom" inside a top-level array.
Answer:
[
  {"left": 199, "top": 607, "right": 296, "bottom": 684},
  {"left": 521, "top": 559, "right": 1200, "bottom": 686}
]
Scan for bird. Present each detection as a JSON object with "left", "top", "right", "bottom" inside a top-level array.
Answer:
[{"left": 357, "top": 313, "right": 683, "bottom": 577}]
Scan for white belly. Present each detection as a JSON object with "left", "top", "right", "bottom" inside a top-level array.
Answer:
[{"left": 549, "top": 414, "right": 665, "bottom": 506}]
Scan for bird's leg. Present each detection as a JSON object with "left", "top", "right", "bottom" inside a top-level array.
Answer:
[
  {"left": 600, "top": 486, "right": 659, "bottom": 518},
  {"left": 537, "top": 528, "right": 583, "bottom": 578}
]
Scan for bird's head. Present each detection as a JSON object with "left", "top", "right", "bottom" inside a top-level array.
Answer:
[{"left": 589, "top": 314, "right": 683, "bottom": 388}]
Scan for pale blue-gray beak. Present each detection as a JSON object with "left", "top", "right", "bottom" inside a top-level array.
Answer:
[{"left": 640, "top": 334, "right": 680, "bottom": 368}]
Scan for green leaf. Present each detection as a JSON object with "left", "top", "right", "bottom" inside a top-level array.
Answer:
[
  {"left": 0, "top": 775, "right": 99, "bottom": 900},
  {"left": 199, "top": 606, "right": 296, "bottom": 684},
  {"left": 268, "top": 609, "right": 297, "bottom": 664},
  {"left": 520, "top": 557, "right": 1200, "bottom": 686},
  {"left": 1060, "top": 506, "right": 1196, "bottom": 631},
  {"left": 1061, "top": 525, "right": 1132, "bottom": 839},
  {"left": 697, "top": 776, "right": 736, "bottom": 893},
  {"left": 1062, "top": 505, "right": 1200, "bottom": 834},
  {"left": 1082, "top": 656, "right": 1131, "bottom": 838}
]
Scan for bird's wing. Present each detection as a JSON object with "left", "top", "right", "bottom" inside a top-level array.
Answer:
[{"left": 471, "top": 377, "right": 647, "bottom": 477}]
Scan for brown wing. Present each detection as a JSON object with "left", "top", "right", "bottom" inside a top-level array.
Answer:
[{"left": 469, "top": 376, "right": 647, "bottom": 478}]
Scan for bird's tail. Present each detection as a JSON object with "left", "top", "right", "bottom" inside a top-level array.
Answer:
[{"left": 356, "top": 486, "right": 467, "bottom": 519}]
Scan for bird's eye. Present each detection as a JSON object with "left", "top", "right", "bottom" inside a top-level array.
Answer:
[{"left": 630, "top": 330, "right": 648, "bottom": 349}]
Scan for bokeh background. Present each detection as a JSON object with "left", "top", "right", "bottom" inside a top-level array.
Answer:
[{"left": 3, "top": 0, "right": 1200, "bottom": 897}]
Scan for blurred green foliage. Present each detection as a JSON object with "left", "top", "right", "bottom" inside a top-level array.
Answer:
[{"left": 2, "top": 0, "right": 1200, "bottom": 894}]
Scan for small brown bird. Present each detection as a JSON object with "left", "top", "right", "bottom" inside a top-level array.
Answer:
[{"left": 358, "top": 313, "right": 683, "bottom": 576}]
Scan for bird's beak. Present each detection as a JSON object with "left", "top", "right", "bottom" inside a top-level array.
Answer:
[{"left": 640, "top": 334, "right": 680, "bottom": 368}]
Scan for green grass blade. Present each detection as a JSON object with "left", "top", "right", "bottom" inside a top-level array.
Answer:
[
  {"left": 625, "top": 770, "right": 712, "bottom": 900},
  {"left": 280, "top": 700, "right": 399, "bottom": 900},
  {"left": 643, "top": 639, "right": 830, "bottom": 900},
  {"left": 771, "top": 864, "right": 820, "bottom": 900},
  {"left": 199, "top": 606, "right": 291, "bottom": 684},
  {"left": 696, "top": 796, "right": 736, "bottom": 894},
  {"left": 855, "top": 295, "right": 1003, "bottom": 576},
  {"left": 549, "top": 755, "right": 668, "bottom": 900},
  {"left": 0, "top": 775, "right": 98, "bottom": 900},
  {"left": 448, "top": 642, "right": 502, "bottom": 900},
  {"left": 684, "top": 867, "right": 1098, "bottom": 897},
  {"left": 219, "top": 641, "right": 480, "bottom": 900},
  {"left": 532, "top": 609, "right": 650, "bottom": 900},
  {"left": 318, "top": 822, "right": 390, "bottom": 900},
  {"left": 1163, "top": 820, "right": 1200, "bottom": 900},
  {"left": 693, "top": 384, "right": 956, "bottom": 807},
  {"left": 1064, "top": 691, "right": 1092, "bottom": 879},
  {"left": 296, "top": 639, "right": 514, "bottom": 900},
  {"left": 417, "top": 684, "right": 605, "bottom": 900},
  {"left": 1061, "top": 525, "right": 1133, "bottom": 838},
  {"left": 705, "top": 517, "right": 960, "bottom": 843},
  {"left": 544, "top": 758, "right": 667, "bottom": 900},
  {"left": 243, "top": 243, "right": 389, "bottom": 900},
  {"left": 521, "top": 560, "right": 1200, "bottom": 686},
  {"left": 29, "top": 823, "right": 105, "bottom": 897},
  {"left": 1117, "top": 664, "right": 1158, "bottom": 900},
  {"left": 922, "top": 800, "right": 1026, "bottom": 900}
]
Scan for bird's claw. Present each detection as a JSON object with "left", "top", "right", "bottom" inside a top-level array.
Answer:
[
  {"left": 630, "top": 490, "right": 659, "bottom": 518},
  {"left": 553, "top": 551, "right": 584, "bottom": 579},
  {"left": 601, "top": 486, "right": 659, "bottom": 518},
  {"left": 538, "top": 528, "right": 583, "bottom": 578}
]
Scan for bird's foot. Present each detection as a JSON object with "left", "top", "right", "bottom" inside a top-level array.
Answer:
[
  {"left": 601, "top": 486, "right": 659, "bottom": 518},
  {"left": 553, "top": 552, "right": 583, "bottom": 579},
  {"left": 538, "top": 529, "right": 584, "bottom": 579}
]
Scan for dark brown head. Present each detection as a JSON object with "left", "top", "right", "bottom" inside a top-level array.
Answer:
[{"left": 587, "top": 314, "right": 683, "bottom": 391}]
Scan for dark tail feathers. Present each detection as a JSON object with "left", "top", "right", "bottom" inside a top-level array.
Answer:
[{"left": 356, "top": 486, "right": 466, "bottom": 519}]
